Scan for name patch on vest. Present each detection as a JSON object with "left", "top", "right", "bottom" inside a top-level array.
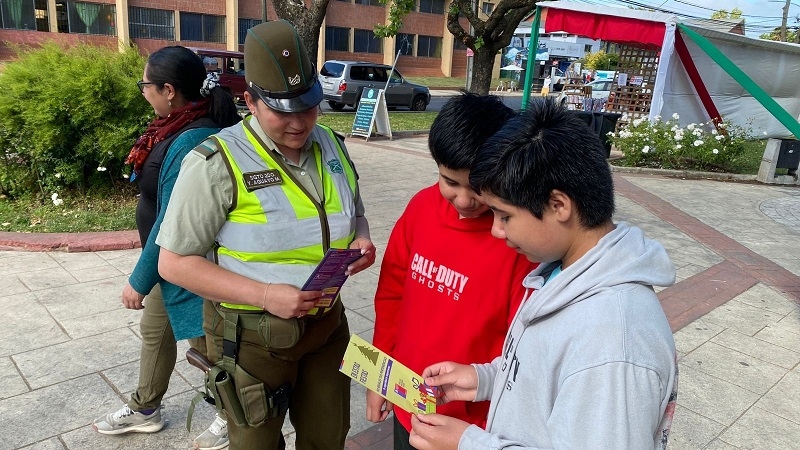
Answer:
[{"left": 243, "top": 170, "right": 283, "bottom": 191}]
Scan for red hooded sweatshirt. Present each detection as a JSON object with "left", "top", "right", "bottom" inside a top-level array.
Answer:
[{"left": 372, "top": 184, "right": 537, "bottom": 432}]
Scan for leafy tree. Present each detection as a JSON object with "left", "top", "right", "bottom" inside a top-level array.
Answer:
[
  {"left": 710, "top": 8, "right": 743, "bottom": 20},
  {"left": 760, "top": 27, "right": 798, "bottom": 42},
  {"left": 0, "top": 43, "right": 150, "bottom": 198},
  {"left": 584, "top": 50, "right": 618, "bottom": 71},
  {"left": 271, "top": 0, "right": 330, "bottom": 62},
  {"left": 375, "top": 0, "right": 537, "bottom": 95}
]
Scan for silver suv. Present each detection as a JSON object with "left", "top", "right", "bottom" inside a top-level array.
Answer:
[{"left": 320, "top": 60, "right": 431, "bottom": 111}]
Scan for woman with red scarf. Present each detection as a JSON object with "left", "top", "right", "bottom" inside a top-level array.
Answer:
[{"left": 92, "top": 46, "right": 240, "bottom": 450}]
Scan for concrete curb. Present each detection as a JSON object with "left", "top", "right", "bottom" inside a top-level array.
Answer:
[
  {"left": 0, "top": 230, "right": 141, "bottom": 253},
  {"left": 609, "top": 165, "right": 759, "bottom": 183}
]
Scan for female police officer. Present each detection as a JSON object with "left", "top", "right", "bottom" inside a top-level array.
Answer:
[{"left": 156, "top": 21, "right": 375, "bottom": 449}]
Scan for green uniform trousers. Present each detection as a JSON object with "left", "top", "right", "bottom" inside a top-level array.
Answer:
[
  {"left": 203, "top": 299, "right": 351, "bottom": 450},
  {"left": 129, "top": 283, "right": 206, "bottom": 411}
]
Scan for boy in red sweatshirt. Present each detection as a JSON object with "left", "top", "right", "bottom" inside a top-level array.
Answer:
[{"left": 367, "top": 93, "right": 538, "bottom": 450}]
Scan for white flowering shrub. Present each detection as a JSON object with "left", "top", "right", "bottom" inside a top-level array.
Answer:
[{"left": 608, "top": 113, "right": 753, "bottom": 172}]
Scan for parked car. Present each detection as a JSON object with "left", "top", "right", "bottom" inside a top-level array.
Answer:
[
  {"left": 319, "top": 60, "right": 431, "bottom": 111},
  {"left": 187, "top": 48, "right": 247, "bottom": 104},
  {"left": 556, "top": 79, "right": 613, "bottom": 106}
]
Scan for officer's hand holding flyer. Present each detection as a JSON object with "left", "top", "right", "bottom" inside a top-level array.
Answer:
[{"left": 302, "top": 248, "right": 364, "bottom": 312}]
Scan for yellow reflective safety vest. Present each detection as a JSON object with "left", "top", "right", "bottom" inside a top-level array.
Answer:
[{"left": 209, "top": 118, "right": 358, "bottom": 310}]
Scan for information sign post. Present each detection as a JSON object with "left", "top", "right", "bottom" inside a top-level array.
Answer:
[{"left": 350, "top": 88, "right": 392, "bottom": 141}]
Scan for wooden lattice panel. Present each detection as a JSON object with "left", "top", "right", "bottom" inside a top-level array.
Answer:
[{"left": 606, "top": 45, "right": 660, "bottom": 130}]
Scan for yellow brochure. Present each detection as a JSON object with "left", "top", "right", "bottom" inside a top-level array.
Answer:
[{"left": 339, "top": 334, "right": 438, "bottom": 415}]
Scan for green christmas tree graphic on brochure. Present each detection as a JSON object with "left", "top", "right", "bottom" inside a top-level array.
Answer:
[{"left": 355, "top": 343, "right": 379, "bottom": 365}]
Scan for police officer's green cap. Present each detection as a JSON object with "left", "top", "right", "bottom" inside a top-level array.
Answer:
[{"left": 245, "top": 20, "right": 322, "bottom": 113}]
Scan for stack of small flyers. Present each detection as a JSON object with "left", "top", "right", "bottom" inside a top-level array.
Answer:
[
  {"left": 302, "top": 248, "right": 363, "bottom": 315},
  {"left": 339, "top": 334, "right": 438, "bottom": 414}
]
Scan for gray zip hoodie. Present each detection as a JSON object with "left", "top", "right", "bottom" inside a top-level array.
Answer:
[{"left": 460, "top": 222, "right": 678, "bottom": 450}]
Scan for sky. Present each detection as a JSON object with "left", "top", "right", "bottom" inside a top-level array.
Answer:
[{"left": 572, "top": 0, "right": 795, "bottom": 38}]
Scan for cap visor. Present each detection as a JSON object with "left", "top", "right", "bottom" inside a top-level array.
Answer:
[{"left": 260, "top": 81, "right": 323, "bottom": 113}]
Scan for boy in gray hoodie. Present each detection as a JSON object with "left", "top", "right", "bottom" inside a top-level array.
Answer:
[{"left": 409, "top": 99, "right": 678, "bottom": 450}]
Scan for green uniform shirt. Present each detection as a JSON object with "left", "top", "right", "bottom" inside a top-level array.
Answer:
[{"left": 156, "top": 116, "right": 366, "bottom": 257}]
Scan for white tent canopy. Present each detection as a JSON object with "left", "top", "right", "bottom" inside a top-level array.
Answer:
[
  {"left": 535, "top": 1, "right": 800, "bottom": 138},
  {"left": 661, "top": 25, "right": 800, "bottom": 138}
]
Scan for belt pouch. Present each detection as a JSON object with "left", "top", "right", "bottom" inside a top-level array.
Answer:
[
  {"left": 233, "top": 364, "right": 288, "bottom": 426},
  {"left": 258, "top": 314, "right": 304, "bottom": 349},
  {"left": 211, "top": 366, "right": 248, "bottom": 427}
]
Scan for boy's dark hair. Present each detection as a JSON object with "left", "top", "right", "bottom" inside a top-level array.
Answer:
[
  {"left": 428, "top": 93, "right": 515, "bottom": 169},
  {"left": 470, "top": 98, "right": 615, "bottom": 228}
]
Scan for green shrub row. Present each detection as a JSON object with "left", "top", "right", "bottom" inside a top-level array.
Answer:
[
  {"left": 0, "top": 42, "right": 150, "bottom": 199},
  {"left": 609, "top": 113, "right": 754, "bottom": 173}
]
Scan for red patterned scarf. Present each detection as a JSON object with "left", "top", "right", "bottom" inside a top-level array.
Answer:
[{"left": 126, "top": 98, "right": 211, "bottom": 181}]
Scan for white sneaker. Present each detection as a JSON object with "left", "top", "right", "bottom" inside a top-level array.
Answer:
[
  {"left": 193, "top": 414, "right": 229, "bottom": 450},
  {"left": 92, "top": 404, "right": 164, "bottom": 435}
]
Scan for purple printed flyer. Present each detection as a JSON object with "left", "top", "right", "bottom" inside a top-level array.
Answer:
[{"left": 302, "top": 248, "right": 363, "bottom": 308}]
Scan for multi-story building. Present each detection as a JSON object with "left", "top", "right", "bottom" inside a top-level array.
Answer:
[
  {"left": 507, "top": 14, "right": 604, "bottom": 80},
  {"left": 0, "top": 0, "right": 494, "bottom": 78}
]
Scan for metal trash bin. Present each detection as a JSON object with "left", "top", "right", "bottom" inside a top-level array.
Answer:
[{"left": 569, "top": 111, "right": 621, "bottom": 158}]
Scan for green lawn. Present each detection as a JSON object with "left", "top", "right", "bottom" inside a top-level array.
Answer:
[
  {"left": 406, "top": 76, "right": 466, "bottom": 88},
  {"left": 405, "top": 76, "right": 518, "bottom": 90},
  {"left": 0, "top": 191, "right": 137, "bottom": 233},
  {"left": 736, "top": 139, "right": 770, "bottom": 174},
  {"left": 318, "top": 111, "right": 437, "bottom": 134}
]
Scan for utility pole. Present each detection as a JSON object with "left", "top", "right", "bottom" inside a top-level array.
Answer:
[
  {"left": 782, "top": 0, "right": 791, "bottom": 41},
  {"left": 796, "top": 15, "right": 800, "bottom": 43},
  {"left": 465, "top": 0, "right": 477, "bottom": 92}
]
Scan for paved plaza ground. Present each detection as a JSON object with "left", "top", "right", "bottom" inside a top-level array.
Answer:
[{"left": 1, "top": 133, "right": 799, "bottom": 450}]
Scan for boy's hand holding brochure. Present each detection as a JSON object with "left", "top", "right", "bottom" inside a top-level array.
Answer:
[
  {"left": 420, "top": 361, "right": 478, "bottom": 404},
  {"left": 340, "top": 335, "right": 440, "bottom": 416}
]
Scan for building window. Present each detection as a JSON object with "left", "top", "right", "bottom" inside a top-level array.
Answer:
[
  {"left": 181, "top": 12, "right": 225, "bottom": 43},
  {"left": 454, "top": 39, "right": 467, "bottom": 50},
  {"left": 354, "top": 28, "right": 382, "bottom": 54},
  {"left": 481, "top": 1, "right": 494, "bottom": 15},
  {"left": 417, "top": 35, "right": 441, "bottom": 58},
  {"left": 355, "top": 0, "right": 381, "bottom": 5},
  {"left": 325, "top": 26, "right": 350, "bottom": 51},
  {"left": 238, "top": 17, "right": 262, "bottom": 45},
  {"left": 1, "top": 0, "right": 48, "bottom": 30},
  {"left": 128, "top": 6, "right": 174, "bottom": 40},
  {"left": 59, "top": 1, "right": 115, "bottom": 35},
  {"left": 584, "top": 44, "right": 592, "bottom": 53},
  {"left": 395, "top": 33, "right": 414, "bottom": 56},
  {"left": 418, "top": 0, "right": 444, "bottom": 14}
]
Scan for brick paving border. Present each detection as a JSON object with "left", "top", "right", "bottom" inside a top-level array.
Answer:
[{"left": 614, "top": 174, "right": 800, "bottom": 325}]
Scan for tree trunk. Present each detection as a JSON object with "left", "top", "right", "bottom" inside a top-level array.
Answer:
[
  {"left": 271, "top": 0, "right": 329, "bottom": 63},
  {"left": 295, "top": 18, "right": 319, "bottom": 62},
  {"left": 781, "top": 0, "right": 791, "bottom": 42},
  {"left": 470, "top": 47, "right": 496, "bottom": 95}
]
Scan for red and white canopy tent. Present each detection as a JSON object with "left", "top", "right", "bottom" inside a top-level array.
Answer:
[{"left": 523, "top": 1, "right": 800, "bottom": 139}]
